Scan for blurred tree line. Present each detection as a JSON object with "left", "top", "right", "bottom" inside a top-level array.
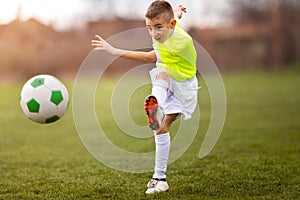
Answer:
[
  {"left": 230, "top": 0, "right": 300, "bottom": 70},
  {"left": 0, "top": 0, "right": 299, "bottom": 81},
  {"left": 190, "top": 0, "right": 300, "bottom": 71}
]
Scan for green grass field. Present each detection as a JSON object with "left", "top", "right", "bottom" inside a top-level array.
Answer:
[{"left": 0, "top": 72, "right": 299, "bottom": 199}]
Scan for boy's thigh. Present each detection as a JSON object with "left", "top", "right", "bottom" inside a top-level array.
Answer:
[{"left": 162, "top": 91, "right": 182, "bottom": 115}]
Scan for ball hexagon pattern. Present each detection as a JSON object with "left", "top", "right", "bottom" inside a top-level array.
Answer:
[{"left": 20, "top": 75, "right": 69, "bottom": 124}]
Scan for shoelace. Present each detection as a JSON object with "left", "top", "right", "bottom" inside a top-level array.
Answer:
[{"left": 148, "top": 179, "right": 159, "bottom": 188}]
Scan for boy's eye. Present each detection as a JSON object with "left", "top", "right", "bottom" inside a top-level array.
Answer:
[
  {"left": 154, "top": 26, "right": 163, "bottom": 30},
  {"left": 147, "top": 25, "right": 164, "bottom": 33}
]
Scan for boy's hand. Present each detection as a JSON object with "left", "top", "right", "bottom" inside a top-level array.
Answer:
[
  {"left": 91, "top": 35, "right": 116, "bottom": 55},
  {"left": 174, "top": 5, "right": 187, "bottom": 19}
]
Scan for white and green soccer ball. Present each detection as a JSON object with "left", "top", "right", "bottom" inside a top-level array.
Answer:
[{"left": 20, "top": 75, "right": 69, "bottom": 124}]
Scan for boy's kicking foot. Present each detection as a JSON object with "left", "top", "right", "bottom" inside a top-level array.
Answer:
[{"left": 144, "top": 95, "right": 160, "bottom": 130}]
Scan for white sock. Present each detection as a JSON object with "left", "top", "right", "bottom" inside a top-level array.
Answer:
[
  {"left": 153, "top": 133, "right": 170, "bottom": 179},
  {"left": 152, "top": 79, "right": 168, "bottom": 106}
]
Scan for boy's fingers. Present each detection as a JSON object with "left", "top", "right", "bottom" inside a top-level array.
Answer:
[
  {"left": 179, "top": 5, "right": 187, "bottom": 12},
  {"left": 91, "top": 40, "right": 101, "bottom": 44},
  {"left": 95, "top": 35, "right": 104, "bottom": 41}
]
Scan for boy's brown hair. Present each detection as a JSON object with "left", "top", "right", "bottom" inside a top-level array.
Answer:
[{"left": 145, "top": 0, "right": 174, "bottom": 22}]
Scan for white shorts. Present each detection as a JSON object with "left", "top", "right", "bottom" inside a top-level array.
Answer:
[{"left": 149, "top": 68, "right": 199, "bottom": 120}]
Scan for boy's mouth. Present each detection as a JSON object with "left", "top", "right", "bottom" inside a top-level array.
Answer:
[{"left": 154, "top": 35, "right": 162, "bottom": 41}]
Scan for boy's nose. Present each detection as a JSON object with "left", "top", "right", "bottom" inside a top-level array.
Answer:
[{"left": 150, "top": 29, "right": 155, "bottom": 35}]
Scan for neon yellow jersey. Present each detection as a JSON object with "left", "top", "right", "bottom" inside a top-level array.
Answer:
[{"left": 153, "top": 21, "right": 197, "bottom": 81}]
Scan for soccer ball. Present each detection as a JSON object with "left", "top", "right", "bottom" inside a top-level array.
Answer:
[{"left": 20, "top": 75, "right": 69, "bottom": 124}]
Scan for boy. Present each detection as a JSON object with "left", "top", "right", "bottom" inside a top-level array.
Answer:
[{"left": 91, "top": 0, "right": 198, "bottom": 194}]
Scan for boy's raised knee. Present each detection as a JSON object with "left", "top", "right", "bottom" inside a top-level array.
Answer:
[{"left": 156, "top": 72, "right": 170, "bottom": 84}]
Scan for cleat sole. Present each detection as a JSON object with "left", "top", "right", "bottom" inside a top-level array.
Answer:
[{"left": 144, "top": 95, "right": 160, "bottom": 130}]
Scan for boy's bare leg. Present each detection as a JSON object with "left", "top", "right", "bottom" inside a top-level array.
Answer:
[{"left": 155, "top": 113, "right": 179, "bottom": 135}]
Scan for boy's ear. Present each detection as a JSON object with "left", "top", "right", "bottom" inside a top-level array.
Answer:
[{"left": 170, "top": 19, "right": 176, "bottom": 29}]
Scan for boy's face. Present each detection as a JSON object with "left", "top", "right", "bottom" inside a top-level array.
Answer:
[{"left": 145, "top": 15, "right": 176, "bottom": 43}]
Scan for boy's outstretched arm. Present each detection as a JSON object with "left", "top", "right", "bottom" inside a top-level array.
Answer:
[
  {"left": 174, "top": 5, "right": 187, "bottom": 19},
  {"left": 91, "top": 35, "right": 157, "bottom": 63}
]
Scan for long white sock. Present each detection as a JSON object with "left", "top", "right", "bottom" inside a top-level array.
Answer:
[
  {"left": 153, "top": 133, "right": 170, "bottom": 179},
  {"left": 152, "top": 79, "right": 168, "bottom": 106}
]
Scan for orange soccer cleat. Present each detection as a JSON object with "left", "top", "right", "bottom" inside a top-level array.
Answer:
[{"left": 144, "top": 95, "right": 160, "bottom": 130}]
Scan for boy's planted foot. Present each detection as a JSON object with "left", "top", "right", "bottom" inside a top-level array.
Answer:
[
  {"left": 145, "top": 178, "right": 169, "bottom": 194},
  {"left": 144, "top": 95, "right": 160, "bottom": 130}
]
